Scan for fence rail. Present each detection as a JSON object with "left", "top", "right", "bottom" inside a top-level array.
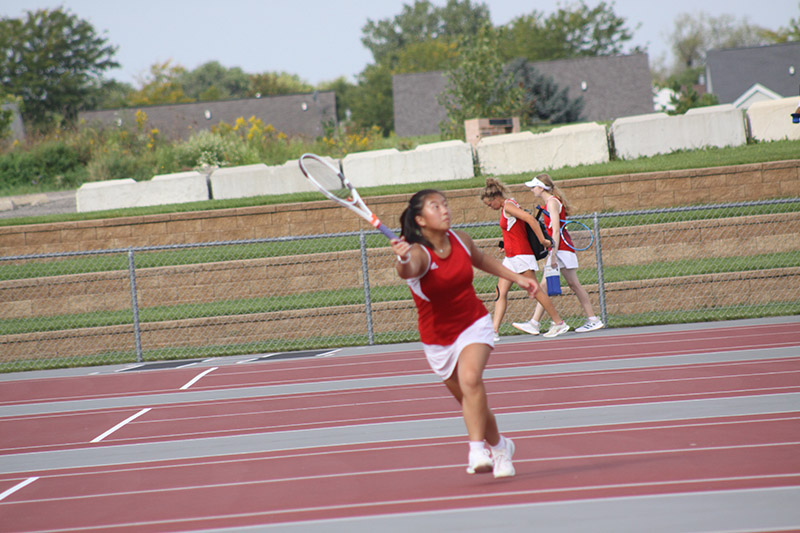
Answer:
[{"left": 2, "top": 199, "right": 799, "bottom": 372}]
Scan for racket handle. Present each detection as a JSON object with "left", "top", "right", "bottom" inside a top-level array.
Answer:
[{"left": 376, "top": 223, "right": 398, "bottom": 240}]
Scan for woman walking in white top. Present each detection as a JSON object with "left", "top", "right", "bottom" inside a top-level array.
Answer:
[{"left": 518, "top": 173, "right": 604, "bottom": 334}]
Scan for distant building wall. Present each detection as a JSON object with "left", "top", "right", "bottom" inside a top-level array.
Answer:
[
  {"left": 393, "top": 72, "right": 449, "bottom": 137},
  {"left": 393, "top": 53, "right": 654, "bottom": 138},
  {"left": 78, "top": 92, "right": 337, "bottom": 141},
  {"left": 1, "top": 103, "right": 25, "bottom": 143}
]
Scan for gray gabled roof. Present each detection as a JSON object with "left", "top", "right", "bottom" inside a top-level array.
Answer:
[{"left": 706, "top": 42, "right": 800, "bottom": 104}]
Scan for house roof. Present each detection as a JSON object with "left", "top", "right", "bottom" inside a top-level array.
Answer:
[
  {"left": 393, "top": 53, "right": 654, "bottom": 137},
  {"left": 78, "top": 92, "right": 337, "bottom": 141},
  {"left": 705, "top": 42, "right": 800, "bottom": 104},
  {"left": 732, "top": 83, "right": 783, "bottom": 109}
]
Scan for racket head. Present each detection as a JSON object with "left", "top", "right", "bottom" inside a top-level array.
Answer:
[
  {"left": 298, "top": 153, "right": 357, "bottom": 206},
  {"left": 298, "top": 153, "right": 398, "bottom": 241},
  {"left": 561, "top": 220, "right": 593, "bottom": 251}
]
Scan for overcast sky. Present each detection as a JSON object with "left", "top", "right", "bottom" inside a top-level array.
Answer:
[{"left": 2, "top": 0, "right": 797, "bottom": 86}]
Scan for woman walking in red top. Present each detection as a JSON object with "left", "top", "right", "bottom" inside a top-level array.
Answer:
[
  {"left": 389, "top": 189, "right": 539, "bottom": 478},
  {"left": 480, "top": 178, "right": 570, "bottom": 340},
  {"left": 522, "top": 174, "right": 604, "bottom": 333}
]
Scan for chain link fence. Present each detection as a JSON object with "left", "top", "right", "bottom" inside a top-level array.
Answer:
[{"left": 2, "top": 198, "right": 799, "bottom": 372}]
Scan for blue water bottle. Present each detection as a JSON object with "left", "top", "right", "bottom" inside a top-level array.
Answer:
[{"left": 544, "top": 263, "right": 561, "bottom": 296}]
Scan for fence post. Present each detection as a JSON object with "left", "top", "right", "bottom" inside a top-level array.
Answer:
[
  {"left": 127, "top": 249, "right": 143, "bottom": 362},
  {"left": 593, "top": 213, "right": 607, "bottom": 325},
  {"left": 359, "top": 231, "right": 375, "bottom": 345}
]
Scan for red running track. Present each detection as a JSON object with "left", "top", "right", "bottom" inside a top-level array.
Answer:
[{"left": 0, "top": 320, "right": 798, "bottom": 531}]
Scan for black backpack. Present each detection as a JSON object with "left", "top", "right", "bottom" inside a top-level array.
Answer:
[{"left": 524, "top": 207, "right": 551, "bottom": 260}]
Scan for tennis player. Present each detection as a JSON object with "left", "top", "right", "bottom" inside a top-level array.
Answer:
[
  {"left": 521, "top": 174, "right": 604, "bottom": 333},
  {"left": 480, "top": 177, "right": 570, "bottom": 340},
  {"left": 390, "top": 189, "right": 537, "bottom": 479}
]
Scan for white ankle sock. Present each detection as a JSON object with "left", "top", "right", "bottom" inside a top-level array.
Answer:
[
  {"left": 469, "top": 441, "right": 486, "bottom": 453},
  {"left": 490, "top": 436, "right": 507, "bottom": 452}
]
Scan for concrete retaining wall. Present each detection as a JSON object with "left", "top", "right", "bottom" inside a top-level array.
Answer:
[
  {"left": 76, "top": 171, "right": 209, "bottom": 212},
  {"left": 747, "top": 96, "right": 800, "bottom": 142},
  {"left": 611, "top": 105, "right": 748, "bottom": 159},
  {"left": 70, "top": 102, "right": 796, "bottom": 211},
  {"left": 341, "top": 140, "right": 474, "bottom": 187},
  {"left": 475, "top": 123, "right": 609, "bottom": 176},
  {"left": 209, "top": 160, "right": 324, "bottom": 200}
]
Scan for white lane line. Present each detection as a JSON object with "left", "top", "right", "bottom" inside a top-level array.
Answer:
[
  {"left": 179, "top": 367, "right": 218, "bottom": 390},
  {"left": 0, "top": 476, "right": 39, "bottom": 502},
  {"left": 116, "top": 364, "right": 143, "bottom": 373},
  {"left": 90, "top": 408, "right": 151, "bottom": 443}
]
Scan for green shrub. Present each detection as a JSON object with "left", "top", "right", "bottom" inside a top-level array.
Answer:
[
  {"left": 86, "top": 150, "right": 155, "bottom": 181},
  {"left": 172, "top": 130, "right": 256, "bottom": 170},
  {"left": 0, "top": 141, "right": 86, "bottom": 188}
]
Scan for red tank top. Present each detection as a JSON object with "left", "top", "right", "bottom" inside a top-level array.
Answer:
[
  {"left": 499, "top": 198, "right": 533, "bottom": 257},
  {"left": 542, "top": 198, "right": 574, "bottom": 252},
  {"left": 406, "top": 231, "right": 488, "bottom": 345}
]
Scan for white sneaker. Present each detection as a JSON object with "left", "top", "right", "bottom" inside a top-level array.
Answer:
[
  {"left": 493, "top": 332, "right": 501, "bottom": 343},
  {"left": 543, "top": 321, "right": 570, "bottom": 338},
  {"left": 575, "top": 319, "right": 604, "bottom": 333},
  {"left": 466, "top": 448, "right": 493, "bottom": 474},
  {"left": 492, "top": 438, "right": 515, "bottom": 478},
  {"left": 512, "top": 320, "right": 539, "bottom": 335}
]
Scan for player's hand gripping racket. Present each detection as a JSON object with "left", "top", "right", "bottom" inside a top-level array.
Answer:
[
  {"left": 537, "top": 207, "right": 594, "bottom": 251},
  {"left": 298, "top": 153, "right": 397, "bottom": 240}
]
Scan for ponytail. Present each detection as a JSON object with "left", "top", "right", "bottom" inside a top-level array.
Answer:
[{"left": 480, "top": 177, "right": 509, "bottom": 201}]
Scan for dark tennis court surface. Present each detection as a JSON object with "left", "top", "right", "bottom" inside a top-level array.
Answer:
[{"left": 1, "top": 317, "right": 798, "bottom": 532}]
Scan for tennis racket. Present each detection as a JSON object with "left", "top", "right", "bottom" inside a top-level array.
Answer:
[
  {"left": 537, "top": 207, "right": 594, "bottom": 251},
  {"left": 298, "top": 153, "right": 397, "bottom": 240}
]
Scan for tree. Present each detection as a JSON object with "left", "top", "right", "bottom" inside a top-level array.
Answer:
[
  {"left": 668, "top": 83, "right": 719, "bottom": 115},
  {"left": 762, "top": 3, "right": 800, "bottom": 42},
  {"left": 178, "top": 61, "right": 251, "bottom": 101},
  {"left": 497, "top": 1, "right": 638, "bottom": 62},
  {"left": 358, "top": 0, "right": 491, "bottom": 133},
  {"left": 0, "top": 7, "right": 119, "bottom": 129},
  {"left": 317, "top": 77, "right": 359, "bottom": 124},
  {"left": 667, "top": 12, "right": 770, "bottom": 72},
  {"left": 438, "top": 26, "right": 524, "bottom": 138},
  {"left": 393, "top": 40, "right": 460, "bottom": 74},
  {"left": 361, "top": 0, "right": 490, "bottom": 66},
  {"left": 128, "top": 61, "right": 194, "bottom": 106},
  {"left": 84, "top": 79, "right": 134, "bottom": 111},
  {"left": 249, "top": 72, "right": 314, "bottom": 97},
  {"left": 505, "top": 59, "right": 584, "bottom": 124},
  {"left": 349, "top": 63, "right": 395, "bottom": 134}
]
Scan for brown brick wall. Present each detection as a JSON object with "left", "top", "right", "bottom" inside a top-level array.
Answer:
[{"left": 1, "top": 160, "right": 797, "bottom": 258}]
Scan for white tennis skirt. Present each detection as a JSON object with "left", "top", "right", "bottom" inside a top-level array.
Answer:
[
  {"left": 502, "top": 254, "right": 540, "bottom": 273},
  {"left": 422, "top": 314, "right": 494, "bottom": 380},
  {"left": 553, "top": 249, "right": 579, "bottom": 270}
]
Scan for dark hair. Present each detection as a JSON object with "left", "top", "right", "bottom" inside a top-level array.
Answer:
[{"left": 400, "top": 189, "right": 443, "bottom": 249}]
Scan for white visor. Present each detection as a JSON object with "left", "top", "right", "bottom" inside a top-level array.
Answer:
[{"left": 524, "top": 177, "right": 551, "bottom": 190}]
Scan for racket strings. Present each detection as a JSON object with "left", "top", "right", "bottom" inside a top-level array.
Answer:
[{"left": 302, "top": 159, "right": 351, "bottom": 201}]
